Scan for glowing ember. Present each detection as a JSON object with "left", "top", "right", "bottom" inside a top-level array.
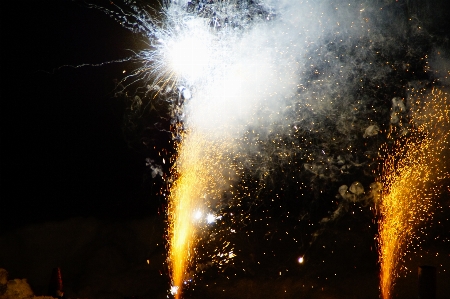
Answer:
[
  {"left": 206, "top": 213, "right": 216, "bottom": 224},
  {"left": 378, "top": 88, "right": 450, "bottom": 299}
]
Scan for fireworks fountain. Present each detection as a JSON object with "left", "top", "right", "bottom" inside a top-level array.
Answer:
[
  {"left": 378, "top": 87, "right": 450, "bottom": 299},
  {"left": 167, "top": 133, "right": 239, "bottom": 297}
]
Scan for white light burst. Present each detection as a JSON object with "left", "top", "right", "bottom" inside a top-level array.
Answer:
[
  {"left": 166, "top": 19, "right": 213, "bottom": 84},
  {"left": 206, "top": 213, "right": 216, "bottom": 224}
]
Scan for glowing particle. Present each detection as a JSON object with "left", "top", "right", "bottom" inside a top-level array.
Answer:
[
  {"left": 170, "top": 285, "right": 179, "bottom": 296},
  {"left": 206, "top": 213, "right": 216, "bottom": 224},
  {"left": 194, "top": 210, "right": 203, "bottom": 221}
]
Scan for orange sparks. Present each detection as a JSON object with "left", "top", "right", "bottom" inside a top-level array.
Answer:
[
  {"left": 167, "top": 130, "right": 236, "bottom": 298},
  {"left": 378, "top": 87, "right": 450, "bottom": 299}
]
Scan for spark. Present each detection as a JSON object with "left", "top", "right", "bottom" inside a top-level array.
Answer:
[
  {"left": 206, "top": 213, "right": 216, "bottom": 224},
  {"left": 193, "top": 210, "right": 203, "bottom": 221},
  {"left": 170, "top": 285, "right": 179, "bottom": 296},
  {"left": 378, "top": 88, "right": 450, "bottom": 299}
]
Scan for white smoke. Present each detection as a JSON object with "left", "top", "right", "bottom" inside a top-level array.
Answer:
[{"left": 179, "top": 0, "right": 327, "bottom": 140}]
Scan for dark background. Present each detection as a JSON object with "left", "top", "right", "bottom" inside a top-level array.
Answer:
[
  {"left": 2, "top": 0, "right": 163, "bottom": 232},
  {"left": 1, "top": 2, "right": 171, "bottom": 297}
]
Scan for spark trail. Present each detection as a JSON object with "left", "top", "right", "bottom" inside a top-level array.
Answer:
[
  {"left": 378, "top": 87, "right": 450, "bottom": 299},
  {"left": 168, "top": 132, "right": 238, "bottom": 298}
]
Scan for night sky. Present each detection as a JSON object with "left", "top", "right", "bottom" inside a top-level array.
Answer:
[
  {"left": 2, "top": 0, "right": 163, "bottom": 230},
  {"left": 1, "top": 1, "right": 450, "bottom": 299},
  {"left": 2, "top": 1, "right": 168, "bottom": 296}
]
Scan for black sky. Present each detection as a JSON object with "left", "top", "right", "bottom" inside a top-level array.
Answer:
[
  {"left": 1, "top": 4, "right": 171, "bottom": 295},
  {"left": 2, "top": 0, "right": 164, "bottom": 232}
]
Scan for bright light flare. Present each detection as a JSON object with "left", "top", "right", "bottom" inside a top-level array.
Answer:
[
  {"left": 297, "top": 256, "right": 304, "bottom": 264},
  {"left": 193, "top": 210, "right": 203, "bottom": 221},
  {"left": 167, "top": 20, "right": 213, "bottom": 84},
  {"left": 206, "top": 213, "right": 216, "bottom": 224},
  {"left": 170, "top": 285, "right": 179, "bottom": 296}
]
